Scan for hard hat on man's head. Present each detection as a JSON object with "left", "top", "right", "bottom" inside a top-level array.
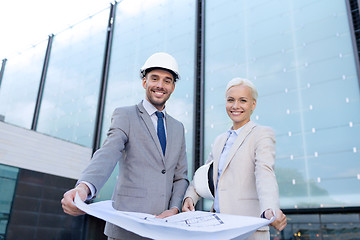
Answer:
[
  {"left": 140, "top": 52, "right": 180, "bottom": 81},
  {"left": 193, "top": 161, "right": 215, "bottom": 200}
]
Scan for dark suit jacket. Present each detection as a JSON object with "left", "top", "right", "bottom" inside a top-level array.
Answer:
[{"left": 78, "top": 102, "right": 189, "bottom": 239}]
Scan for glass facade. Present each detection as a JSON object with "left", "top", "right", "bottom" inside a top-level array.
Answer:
[
  {"left": 35, "top": 7, "right": 110, "bottom": 147},
  {"left": 275, "top": 212, "right": 360, "bottom": 239},
  {"left": 204, "top": 0, "right": 360, "bottom": 209},
  {"left": 0, "top": 0, "right": 359, "bottom": 239},
  {"left": 0, "top": 41, "right": 47, "bottom": 129},
  {"left": 0, "top": 164, "right": 18, "bottom": 239},
  {"left": 96, "top": 0, "right": 196, "bottom": 201}
]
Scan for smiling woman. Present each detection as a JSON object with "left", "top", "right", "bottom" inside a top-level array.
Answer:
[
  {"left": 183, "top": 77, "right": 287, "bottom": 240},
  {"left": 225, "top": 78, "right": 257, "bottom": 130}
]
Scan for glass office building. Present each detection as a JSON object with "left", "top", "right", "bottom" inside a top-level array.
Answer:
[{"left": 0, "top": 0, "right": 359, "bottom": 239}]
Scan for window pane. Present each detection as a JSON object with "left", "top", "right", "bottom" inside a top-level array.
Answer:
[
  {"left": 0, "top": 42, "right": 47, "bottom": 128},
  {"left": 36, "top": 8, "right": 110, "bottom": 147},
  {"left": 96, "top": 0, "right": 196, "bottom": 201},
  {"left": 205, "top": 0, "right": 360, "bottom": 208},
  {"left": 0, "top": 164, "right": 18, "bottom": 238}
]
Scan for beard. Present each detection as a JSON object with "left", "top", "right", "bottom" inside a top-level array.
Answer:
[{"left": 146, "top": 89, "right": 171, "bottom": 110}]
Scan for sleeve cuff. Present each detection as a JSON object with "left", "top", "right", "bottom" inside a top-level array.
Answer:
[{"left": 79, "top": 181, "right": 96, "bottom": 200}]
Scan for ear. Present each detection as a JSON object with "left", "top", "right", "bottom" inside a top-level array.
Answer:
[
  {"left": 252, "top": 99, "right": 257, "bottom": 111},
  {"left": 170, "top": 82, "right": 176, "bottom": 94},
  {"left": 142, "top": 77, "right": 147, "bottom": 89}
]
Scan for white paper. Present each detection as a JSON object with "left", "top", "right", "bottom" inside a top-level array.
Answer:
[{"left": 74, "top": 193, "right": 274, "bottom": 240}]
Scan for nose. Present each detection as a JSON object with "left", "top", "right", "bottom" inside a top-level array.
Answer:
[
  {"left": 232, "top": 100, "right": 240, "bottom": 108},
  {"left": 156, "top": 79, "right": 165, "bottom": 88}
]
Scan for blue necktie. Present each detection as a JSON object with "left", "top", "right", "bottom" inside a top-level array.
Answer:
[{"left": 155, "top": 111, "right": 166, "bottom": 155}]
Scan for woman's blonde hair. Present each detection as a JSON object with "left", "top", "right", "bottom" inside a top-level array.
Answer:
[{"left": 225, "top": 77, "right": 258, "bottom": 100}]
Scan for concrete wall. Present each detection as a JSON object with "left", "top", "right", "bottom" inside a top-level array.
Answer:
[{"left": 0, "top": 122, "right": 92, "bottom": 180}]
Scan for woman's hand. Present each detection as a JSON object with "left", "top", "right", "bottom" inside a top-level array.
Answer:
[
  {"left": 182, "top": 197, "right": 195, "bottom": 212},
  {"left": 266, "top": 209, "right": 287, "bottom": 231}
]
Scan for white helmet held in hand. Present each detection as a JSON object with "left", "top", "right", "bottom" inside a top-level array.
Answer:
[
  {"left": 193, "top": 161, "right": 215, "bottom": 200},
  {"left": 140, "top": 52, "right": 180, "bottom": 81}
]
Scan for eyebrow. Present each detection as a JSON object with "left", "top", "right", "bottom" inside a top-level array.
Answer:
[
  {"left": 149, "top": 73, "right": 173, "bottom": 81},
  {"left": 149, "top": 73, "right": 159, "bottom": 78},
  {"left": 227, "top": 96, "right": 248, "bottom": 99}
]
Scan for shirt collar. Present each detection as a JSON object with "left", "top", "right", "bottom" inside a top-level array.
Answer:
[
  {"left": 228, "top": 122, "right": 248, "bottom": 136},
  {"left": 142, "top": 98, "right": 166, "bottom": 116}
]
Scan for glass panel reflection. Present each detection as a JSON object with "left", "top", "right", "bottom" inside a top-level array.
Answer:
[
  {"left": 205, "top": 0, "right": 360, "bottom": 209},
  {"left": 0, "top": 42, "right": 47, "bottom": 129},
  {"left": 95, "top": 0, "right": 196, "bottom": 201},
  {"left": 36, "top": 8, "right": 110, "bottom": 147},
  {"left": 0, "top": 164, "right": 18, "bottom": 239}
]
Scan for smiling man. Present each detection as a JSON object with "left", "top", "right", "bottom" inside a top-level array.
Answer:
[
  {"left": 61, "top": 52, "right": 189, "bottom": 240},
  {"left": 143, "top": 69, "right": 175, "bottom": 110}
]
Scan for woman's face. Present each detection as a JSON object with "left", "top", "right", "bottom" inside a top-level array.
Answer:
[{"left": 225, "top": 84, "right": 256, "bottom": 130}]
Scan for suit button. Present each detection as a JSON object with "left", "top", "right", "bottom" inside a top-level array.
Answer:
[{"left": 161, "top": 169, "right": 166, "bottom": 174}]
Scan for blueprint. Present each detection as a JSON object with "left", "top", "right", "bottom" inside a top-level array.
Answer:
[{"left": 74, "top": 193, "right": 274, "bottom": 240}]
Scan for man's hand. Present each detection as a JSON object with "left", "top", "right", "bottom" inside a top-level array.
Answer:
[
  {"left": 156, "top": 207, "right": 178, "bottom": 219},
  {"left": 182, "top": 197, "right": 195, "bottom": 212},
  {"left": 61, "top": 183, "right": 89, "bottom": 216},
  {"left": 265, "top": 209, "right": 287, "bottom": 231}
]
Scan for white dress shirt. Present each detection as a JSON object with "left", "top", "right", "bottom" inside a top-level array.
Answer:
[
  {"left": 213, "top": 125, "right": 244, "bottom": 212},
  {"left": 142, "top": 98, "right": 167, "bottom": 135}
]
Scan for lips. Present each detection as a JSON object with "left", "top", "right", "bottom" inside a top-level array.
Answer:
[
  {"left": 153, "top": 90, "right": 166, "bottom": 97},
  {"left": 231, "top": 110, "right": 243, "bottom": 116}
]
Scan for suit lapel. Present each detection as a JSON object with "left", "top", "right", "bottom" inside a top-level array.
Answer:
[
  {"left": 213, "top": 133, "right": 228, "bottom": 182},
  {"left": 137, "top": 102, "right": 165, "bottom": 162},
  {"left": 221, "top": 121, "right": 257, "bottom": 174},
  {"left": 164, "top": 114, "right": 173, "bottom": 160}
]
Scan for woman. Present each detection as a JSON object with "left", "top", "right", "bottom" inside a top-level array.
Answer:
[{"left": 182, "top": 77, "right": 287, "bottom": 240}]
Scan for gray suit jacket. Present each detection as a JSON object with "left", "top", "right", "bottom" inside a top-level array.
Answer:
[{"left": 78, "top": 102, "right": 189, "bottom": 239}]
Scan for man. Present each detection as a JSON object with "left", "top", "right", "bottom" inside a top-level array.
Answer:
[{"left": 61, "top": 52, "right": 189, "bottom": 240}]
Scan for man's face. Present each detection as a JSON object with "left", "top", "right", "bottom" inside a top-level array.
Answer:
[{"left": 142, "top": 69, "right": 175, "bottom": 111}]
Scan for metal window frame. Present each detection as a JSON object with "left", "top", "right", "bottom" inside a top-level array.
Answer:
[
  {"left": 31, "top": 34, "right": 54, "bottom": 130},
  {"left": 0, "top": 58, "right": 7, "bottom": 88},
  {"left": 193, "top": 0, "right": 206, "bottom": 210},
  {"left": 347, "top": 0, "right": 360, "bottom": 88},
  {"left": 92, "top": 2, "right": 116, "bottom": 154}
]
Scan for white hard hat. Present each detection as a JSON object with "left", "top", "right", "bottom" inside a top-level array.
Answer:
[
  {"left": 140, "top": 52, "right": 180, "bottom": 80},
  {"left": 193, "top": 161, "right": 215, "bottom": 200}
]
